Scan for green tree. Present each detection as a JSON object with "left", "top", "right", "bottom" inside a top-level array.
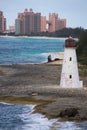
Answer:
[{"left": 77, "top": 30, "right": 87, "bottom": 64}]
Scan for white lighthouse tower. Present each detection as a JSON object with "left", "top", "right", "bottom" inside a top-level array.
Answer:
[{"left": 60, "top": 37, "right": 83, "bottom": 88}]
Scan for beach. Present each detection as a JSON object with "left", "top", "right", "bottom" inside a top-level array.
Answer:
[{"left": 0, "top": 62, "right": 87, "bottom": 121}]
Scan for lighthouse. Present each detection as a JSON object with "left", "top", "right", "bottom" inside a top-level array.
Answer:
[{"left": 60, "top": 37, "right": 83, "bottom": 88}]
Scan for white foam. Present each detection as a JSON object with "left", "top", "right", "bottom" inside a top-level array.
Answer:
[
  {"left": 56, "top": 121, "right": 82, "bottom": 130},
  {"left": 19, "top": 105, "right": 57, "bottom": 130},
  {"left": 0, "top": 102, "right": 14, "bottom": 105}
]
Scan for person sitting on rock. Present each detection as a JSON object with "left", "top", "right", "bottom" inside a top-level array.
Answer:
[{"left": 48, "top": 55, "right": 52, "bottom": 62}]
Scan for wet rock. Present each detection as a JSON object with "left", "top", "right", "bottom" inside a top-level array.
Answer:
[
  {"left": 59, "top": 108, "right": 79, "bottom": 118},
  {"left": 54, "top": 58, "right": 60, "bottom": 61}
]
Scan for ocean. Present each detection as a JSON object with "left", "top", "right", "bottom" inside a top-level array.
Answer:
[
  {"left": 0, "top": 102, "right": 87, "bottom": 130},
  {"left": 0, "top": 36, "right": 64, "bottom": 65}
]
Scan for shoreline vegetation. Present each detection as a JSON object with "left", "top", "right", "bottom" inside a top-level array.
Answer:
[
  {"left": 0, "top": 27, "right": 86, "bottom": 38},
  {"left": 0, "top": 61, "right": 87, "bottom": 121}
]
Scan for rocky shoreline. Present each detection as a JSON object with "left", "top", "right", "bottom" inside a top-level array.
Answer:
[{"left": 0, "top": 63, "right": 87, "bottom": 121}]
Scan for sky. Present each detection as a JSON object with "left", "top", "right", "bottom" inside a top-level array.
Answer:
[{"left": 0, "top": 0, "right": 87, "bottom": 29}]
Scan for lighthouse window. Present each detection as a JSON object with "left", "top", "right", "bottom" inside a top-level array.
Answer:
[
  {"left": 69, "top": 75, "right": 72, "bottom": 79},
  {"left": 69, "top": 57, "right": 72, "bottom": 61}
]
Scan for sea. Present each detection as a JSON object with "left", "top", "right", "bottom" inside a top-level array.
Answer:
[
  {"left": 0, "top": 36, "right": 64, "bottom": 65},
  {"left": 0, "top": 36, "right": 87, "bottom": 130},
  {"left": 0, "top": 102, "right": 87, "bottom": 130}
]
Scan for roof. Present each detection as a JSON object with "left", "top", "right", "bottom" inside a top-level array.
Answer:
[{"left": 65, "top": 37, "right": 77, "bottom": 48}]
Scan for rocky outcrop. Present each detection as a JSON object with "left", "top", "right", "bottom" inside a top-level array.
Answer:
[{"left": 59, "top": 108, "right": 79, "bottom": 118}]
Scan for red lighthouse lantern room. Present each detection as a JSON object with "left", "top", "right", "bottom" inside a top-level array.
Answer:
[{"left": 65, "top": 37, "right": 77, "bottom": 48}]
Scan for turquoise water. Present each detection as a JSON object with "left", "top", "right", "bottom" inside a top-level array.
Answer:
[
  {"left": 0, "top": 37, "right": 64, "bottom": 64},
  {"left": 0, "top": 102, "right": 87, "bottom": 130}
]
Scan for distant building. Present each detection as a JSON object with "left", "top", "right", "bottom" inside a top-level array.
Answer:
[
  {"left": 15, "top": 9, "right": 67, "bottom": 35},
  {"left": 48, "top": 13, "right": 58, "bottom": 32},
  {"left": 23, "top": 9, "right": 34, "bottom": 35},
  {"left": 58, "top": 19, "right": 66, "bottom": 30},
  {"left": 34, "top": 13, "right": 41, "bottom": 33},
  {"left": 48, "top": 13, "right": 66, "bottom": 32},
  {"left": 15, "top": 13, "right": 24, "bottom": 35},
  {"left": 0, "top": 11, "right": 6, "bottom": 32},
  {"left": 4, "top": 18, "right": 6, "bottom": 31},
  {"left": 15, "top": 9, "right": 41, "bottom": 35},
  {"left": 15, "top": 19, "right": 21, "bottom": 35},
  {"left": 41, "top": 16, "right": 46, "bottom": 32}
]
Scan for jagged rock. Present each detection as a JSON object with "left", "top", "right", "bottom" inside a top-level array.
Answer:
[
  {"left": 59, "top": 108, "right": 79, "bottom": 117},
  {"left": 54, "top": 58, "right": 60, "bottom": 61}
]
